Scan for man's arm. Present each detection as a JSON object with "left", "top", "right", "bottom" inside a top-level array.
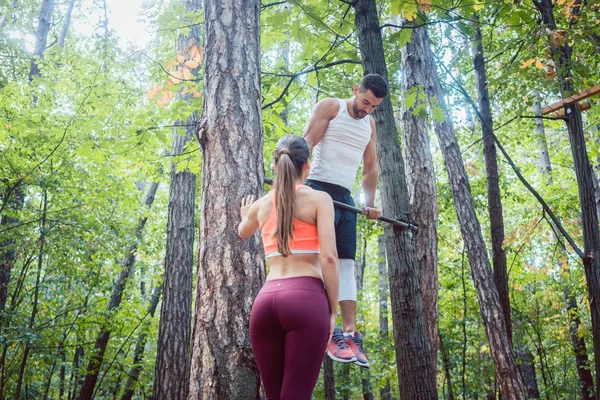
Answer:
[
  {"left": 303, "top": 98, "right": 339, "bottom": 151},
  {"left": 362, "top": 117, "right": 380, "bottom": 218}
]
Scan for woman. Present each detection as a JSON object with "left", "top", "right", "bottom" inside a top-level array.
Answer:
[{"left": 238, "top": 134, "right": 340, "bottom": 399}]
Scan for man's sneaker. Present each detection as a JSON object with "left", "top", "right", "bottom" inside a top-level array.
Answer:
[
  {"left": 326, "top": 328, "right": 357, "bottom": 363},
  {"left": 345, "top": 331, "right": 370, "bottom": 368}
]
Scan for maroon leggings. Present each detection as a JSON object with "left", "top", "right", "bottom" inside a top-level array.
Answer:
[{"left": 250, "top": 276, "right": 329, "bottom": 400}]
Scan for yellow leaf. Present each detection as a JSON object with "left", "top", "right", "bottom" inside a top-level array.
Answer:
[
  {"left": 184, "top": 59, "right": 200, "bottom": 69},
  {"left": 520, "top": 58, "right": 536, "bottom": 69},
  {"left": 176, "top": 52, "right": 184, "bottom": 64},
  {"left": 418, "top": 0, "right": 432, "bottom": 12},
  {"left": 473, "top": 0, "right": 484, "bottom": 11},
  {"left": 535, "top": 60, "right": 544, "bottom": 69}
]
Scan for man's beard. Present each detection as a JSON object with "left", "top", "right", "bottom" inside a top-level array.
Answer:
[{"left": 352, "top": 98, "right": 365, "bottom": 118}]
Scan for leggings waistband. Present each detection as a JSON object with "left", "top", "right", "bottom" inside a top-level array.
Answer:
[{"left": 259, "top": 276, "right": 325, "bottom": 294}]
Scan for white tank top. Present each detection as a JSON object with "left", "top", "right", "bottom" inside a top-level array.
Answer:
[{"left": 307, "top": 98, "right": 372, "bottom": 191}]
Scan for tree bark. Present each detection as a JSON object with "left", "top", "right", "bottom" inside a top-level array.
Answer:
[
  {"left": 533, "top": 98, "right": 552, "bottom": 183},
  {"left": 187, "top": 0, "right": 264, "bottom": 397},
  {"left": 78, "top": 182, "right": 159, "bottom": 400},
  {"left": 58, "top": 0, "right": 76, "bottom": 47},
  {"left": 423, "top": 28, "right": 526, "bottom": 398},
  {"left": 400, "top": 24, "right": 439, "bottom": 374},
  {"left": 472, "top": 20, "right": 511, "bottom": 344},
  {"left": 536, "top": 103, "right": 593, "bottom": 398},
  {"left": 323, "top": 357, "right": 335, "bottom": 400},
  {"left": 122, "top": 284, "right": 162, "bottom": 400},
  {"left": 439, "top": 332, "right": 456, "bottom": 400},
  {"left": 533, "top": 2, "right": 600, "bottom": 395},
  {"left": 377, "top": 235, "right": 391, "bottom": 400},
  {"left": 152, "top": 1, "right": 200, "bottom": 398},
  {"left": 353, "top": 1, "right": 437, "bottom": 397},
  {"left": 29, "top": 0, "right": 54, "bottom": 81}
]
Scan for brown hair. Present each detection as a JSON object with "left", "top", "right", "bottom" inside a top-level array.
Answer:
[{"left": 272, "top": 135, "right": 310, "bottom": 256}]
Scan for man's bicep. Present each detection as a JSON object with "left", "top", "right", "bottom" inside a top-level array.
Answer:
[{"left": 303, "top": 99, "right": 336, "bottom": 149}]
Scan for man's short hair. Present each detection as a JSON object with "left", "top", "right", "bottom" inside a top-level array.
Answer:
[{"left": 359, "top": 74, "right": 388, "bottom": 98}]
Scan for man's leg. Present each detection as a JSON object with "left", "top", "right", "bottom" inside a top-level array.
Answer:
[{"left": 338, "top": 258, "right": 357, "bottom": 333}]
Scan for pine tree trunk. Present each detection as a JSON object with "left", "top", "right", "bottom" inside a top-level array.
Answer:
[
  {"left": 472, "top": 21, "right": 512, "bottom": 344},
  {"left": 122, "top": 284, "right": 162, "bottom": 400},
  {"left": 187, "top": 0, "right": 264, "bottom": 397},
  {"left": 400, "top": 24, "right": 439, "bottom": 374},
  {"left": 423, "top": 28, "right": 526, "bottom": 398},
  {"left": 152, "top": 1, "right": 200, "bottom": 398},
  {"left": 377, "top": 235, "right": 391, "bottom": 400},
  {"left": 57, "top": 0, "right": 76, "bottom": 47},
  {"left": 353, "top": 2, "right": 437, "bottom": 397},
  {"left": 78, "top": 182, "right": 159, "bottom": 400},
  {"left": 533, "top": 3, "right": 600, "bottom": 395}
]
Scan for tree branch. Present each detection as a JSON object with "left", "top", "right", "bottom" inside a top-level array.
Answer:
[{"left": 262, "top": 59, "right": 361, "bottom": 109}]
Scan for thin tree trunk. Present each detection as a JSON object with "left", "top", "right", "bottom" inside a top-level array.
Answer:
[
  {"left": 78, "top": 182, "right": 159, "bottom": 400},
  {"left": 152, "top": 1, "right": 200, "bottom": 398},
  {"left": 122, "top": 284, "right": 162, "bottom": 400},
  {"left": 439, "top": 332, "right": 456, "bottom": 400},
  {"left": 400, "top": 24, "right": 439, "bottom": 374},
  {"left": 533, "top": 97, "right": 552, "bottom": 183},
  {"left": 342, "top": 364, "right": 350, "bottom": 400},
  {"left": 187, "top": 0, "right": 264, "bottom": 397},
  {"left": 14, "top": 191, "right": 48, "bottom": 400},
  {"left": 377, "top": 235, "right": 391, "bottom": 400},
  {"left": 460, "top": 249, "right": 467, "bottom": 400},
  {"left": 0, "top": 0, "right": 18, "bottom": 29},
  {"left": 472, "top": 19, "right": 511, "bottom": 344},
  {"left": 353, "top": 2, "right": 437, "bottom": 397},
  {"left": 58, "top": 0, "right": 76, "bottom": 47},
  {"left": 323, "top": 357, "right": 335, "bottom": 400},
  {"left": 1, "top": 0, "right": 53, "bottom": 320},
  {"left": 59, "top": 348, "right": 66, "bottom": 399},
  {"left": 423, "top": 28, "right": 526, "bottom": 397},
  {"left": 533, "top": 3, "right": 600, "bottom": 395},
  {"left": 29, "top": 0, "right": 54, "bottom": 81},
  {"left": 536, "top": 110, "right": 592, "bottom": 398}
]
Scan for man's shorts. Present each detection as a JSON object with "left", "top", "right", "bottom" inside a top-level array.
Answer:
[{"left": 305, "top": 179, "right": 357, "bottom": 260}]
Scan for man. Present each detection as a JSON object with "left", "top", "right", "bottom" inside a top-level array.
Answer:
[{"left": 303, "top": 74, "right": 387, "bottom": 368}]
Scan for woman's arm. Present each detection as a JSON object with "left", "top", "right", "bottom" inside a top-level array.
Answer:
[
  {"left": 238, "top": 195, "right": 260, "bottom": 239},
  {"left": 316, "top": 192, "right": 339, "bottom": 318}
]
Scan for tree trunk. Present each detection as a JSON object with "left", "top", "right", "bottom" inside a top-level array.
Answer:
[
  {"left": 78, "top": 182, "right": 159, "bottom": 400},
  {"left": 0, "top": 0, "right": 53, "bottom": 320},
  {"left": 152, "top": 1, "right": 200, "bottom": 398},
  {"left": 423, "top": 28, "right": 526, "bottom": 398},
  {"left": 439, "top": 332, "right": 456, "bottom": 400},
  {"left": 353, "top": 2, "right": 437, "bottom": 397},
  {"left": 122, "top": 284, "right": 162, "bottom": 400},
  {"left": 400, "top": 23, "right": 439, "bottom": 374},
  {"left": 58, "top": 0, "right": 76, "bottom": 47},
  {"left": 533, "top": 2, "right": 600, "bottom": 395},
  {"left": 29, "top": 0, "right": 54, "bottom": 80},
  {"left": 14, "top": 191, "right": 48, "bottom": 400},
  {"left": 472, "top": 20, "right": 512, "bottom": 345},
  {"left": 533, "top": 98, "right": 552, "bottom": 183},
  {"left": 536, "top": 108, "right": 593, "bottom": 398},
  {"left": 377, "top": 235, "right": 391, "bottom": 400},
  {"left": 187, "top": 0, "right": 264, "bottom": 397},
  {"left": 323, "top": 357, "right": 335, "bottom": 400}
]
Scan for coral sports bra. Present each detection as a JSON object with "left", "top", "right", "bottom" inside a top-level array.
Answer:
[{"left": 261, "top": 185, "right": 320, "bottom": 259}]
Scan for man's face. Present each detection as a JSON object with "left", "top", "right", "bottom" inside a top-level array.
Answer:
[{"left": 352, "top": 85, "right": 384, "bottom": 119}]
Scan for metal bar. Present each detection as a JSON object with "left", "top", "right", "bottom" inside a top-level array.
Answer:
[{"left": 263, "top": 177, "right": 418, "bottom": 231}]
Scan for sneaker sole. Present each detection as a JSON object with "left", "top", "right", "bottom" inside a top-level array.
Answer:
[
  {"left": 354, "top": 359, "right": 370, "bottom": 368},
  {"left": 326, "top": 350, "right": 357, "bottom": 363}
]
